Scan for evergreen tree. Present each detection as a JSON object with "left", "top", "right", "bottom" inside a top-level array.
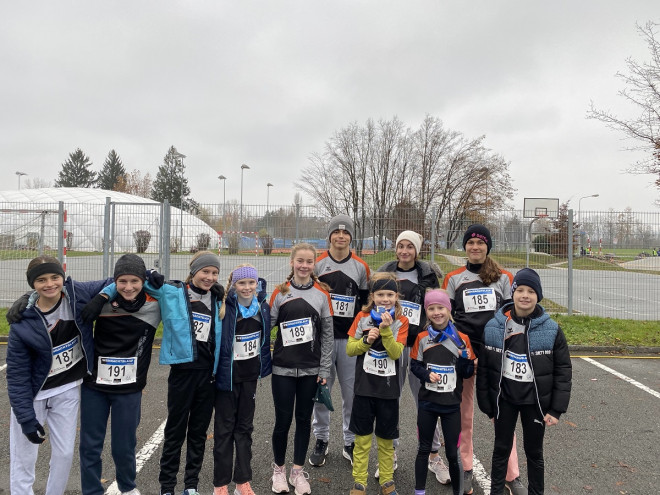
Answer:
[
  {"left": 97, "top": 149, "right": 126, "bottom": 191},
  {"left": 151, "top": 146, "right": 190, "bottom": 208},
  {"left": 54, "top": 148, "right": 97, "bottom": 187}
]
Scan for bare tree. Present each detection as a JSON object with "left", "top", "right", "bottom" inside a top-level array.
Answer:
[
  {"left": 24, "top": 177, "right": 52, "bottom": 189},
  {"left": 588, "top": 22, "right": 660, "bottom": 203},
  {"left": 116, "top": 169, "right": 153, "bottom": 198}
]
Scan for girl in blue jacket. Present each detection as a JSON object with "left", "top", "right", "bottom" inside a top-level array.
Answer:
[
  {"left": 7, "top": 256, "right": 111, "bottom": 495},
  {"left": 213, "top": 264, "right": 272, "bottom": 495}
]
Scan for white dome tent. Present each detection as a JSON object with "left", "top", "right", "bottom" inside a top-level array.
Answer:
[{"left": 0, "top": 187, "right": 219, "bottom": 253}]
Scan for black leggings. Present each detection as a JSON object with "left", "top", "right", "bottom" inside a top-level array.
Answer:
[
  {"left": 491, "top": 400, "right": 546, "bottom": 495},
  {"left": 271, "top": 374, "right": 318, "bottom": 466},
  {"left": 415, "top": 406, "right": 463, "bottom": 495}
]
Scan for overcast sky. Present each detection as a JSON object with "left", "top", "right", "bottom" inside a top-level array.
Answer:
[{"left": 1, "top": 1, "right": 659, "bottom": 213}]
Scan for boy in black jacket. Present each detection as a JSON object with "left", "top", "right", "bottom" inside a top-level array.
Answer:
[{"left": 477, "top": 268, "right": 572, "bottom": 495}]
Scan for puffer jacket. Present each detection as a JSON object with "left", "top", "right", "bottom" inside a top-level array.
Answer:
[
  {"left": 215, "top": 278, "right": 272, "bottom": 391},
  {"left": 7, "top": 277, "right": 112, "bottom": 429},
  {"left": 476, "top": 303, "right": 572, "bottom": 420}
]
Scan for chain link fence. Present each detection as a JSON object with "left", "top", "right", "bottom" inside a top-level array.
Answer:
[{"left": 1, "top": 199, "right": 658, "bottom": 320}]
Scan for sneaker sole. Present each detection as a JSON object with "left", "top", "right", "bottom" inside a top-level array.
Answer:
[
  {"left": 308, "top": 457, "right": 326, "bottom": 467},
  {"left": 342, "top": 450, "right": 353, "bottom": 465},
  {"left": 272, "top": 487, "right": 290, "bottom": 494},
  {"left": 288, "top": 479, "right": 311, "bottom": 495}
]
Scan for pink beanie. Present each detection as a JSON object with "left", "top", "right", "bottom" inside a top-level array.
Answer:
[{"left": 424, "top": 289, "right": 452, "bottom": 312}]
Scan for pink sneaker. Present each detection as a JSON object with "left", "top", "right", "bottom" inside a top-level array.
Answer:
[
  {"left": 272, "top": 463, "right": 290, "bottom": 494},
  {"left": 288, "top": 466, "right": 311, "bottom": 495},
  {"left": 235, "top": 482, "right": 255, "bottom": 495},
  {"left": 214, "top": 487, "right": 229, "bottom": 495}
]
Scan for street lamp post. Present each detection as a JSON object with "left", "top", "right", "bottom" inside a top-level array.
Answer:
[
  {"left": 578, "top": 193, "right": 599, "bottom": 254},
  {"left": 240, "top": 164, "right": 250, "bottom": 234},
  {"left": 266, "top": 182, "right": 273, "bottom": 233},
  {"left": 218, "top": 175, "right": 227, "bottom": 230},
  {"left": 172, "top": 151, "right": 186, "bottom": 249},
  {"left": 16, "top": 171, "right": 27, "bottom": 189}
]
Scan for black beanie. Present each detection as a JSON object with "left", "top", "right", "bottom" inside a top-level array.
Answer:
[
  {"left": 114, "top": 254, "right": 146, "bottom": 280},
  {"left": 462, "top": 224, "right": 492, "bottom": 254},
  {"left": 512, "top": 268, "right": 543, "bottom": 302}
]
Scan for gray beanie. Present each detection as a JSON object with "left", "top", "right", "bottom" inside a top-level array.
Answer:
[
  {"left": 114, "top": 254, "right": 146, "bottom": 280},
  {"left": 327, "top": 214, "right": 354, "bottom": 241},
  {"left": 190, "top": 252, "right": 221, "bottom": 276}
]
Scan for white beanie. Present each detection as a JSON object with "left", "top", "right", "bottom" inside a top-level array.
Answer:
[{"left": 396, "top": 230, "right": 423, "bottom": 256}]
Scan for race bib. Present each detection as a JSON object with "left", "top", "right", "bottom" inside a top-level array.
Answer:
[
  {"left": 363, "top": 348, "right": 396, "bottom": 376},
  {"left": 96, "top": 356, "right": 137, "bottom": 385},
  {"left": 400, "top": 300, "right": 421, "bottom": 326},
  {"left": 234, "top": 331, "right": 260, "bottom": 360},
  {"left": 281, "top": 318, "right": 314, "bottom": 347},
  {"left": 192, "top": 312, "right": 212, "bottom": 342},
  {"left": 425, "top": 363, "right": 457, "bottom": 393},
  {"left": 50, "top": 336, "right": 83, "bottom": 377},
  {"left": 331, "top": 294, "right": 356, "bottom": 318},
  {"left": 503, "top": 351, "right": 534, "bottom": 382},
  {"left": 462, "top": 288, "right": 497, "bottom": 313}
]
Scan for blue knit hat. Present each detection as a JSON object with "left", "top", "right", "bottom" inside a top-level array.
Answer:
[{"left": 512, "top": 268, "right": 543, "bottom": 302}]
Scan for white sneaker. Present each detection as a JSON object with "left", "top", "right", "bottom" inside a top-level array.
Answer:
[
  {"left": 272, "top": 463, "right": 290, "bottom": 493},
  {"left": 288, "top": 466, "right": 311, "bottom": 495},
  {"left": 428, "top": 455, "right": 451, "bottom": 484},
  {"left": 121, "top": 490, "right": 141, "bottom": 495},
  {"left": 374, "top": 451, "right": 398, "bottom": 479}
]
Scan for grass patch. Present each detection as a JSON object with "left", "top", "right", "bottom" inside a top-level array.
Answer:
[{"left": 553, "top": 314, "right": 660, "bottom": 348}]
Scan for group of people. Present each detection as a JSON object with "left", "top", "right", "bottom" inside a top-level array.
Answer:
[{"left": 6, "top": 215, "right": 572, "bottom": 495}]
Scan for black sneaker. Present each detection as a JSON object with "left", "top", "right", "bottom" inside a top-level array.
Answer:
[
  {"left": 308, "top": 439, "right": 329, "bottom": 467},
  {"left": 463, "top": 469, "right": 473, "bottom": 495},
  {"left": 342, "top": 443, "right": 355, "bottom": 465},
  {"left": 505, "top": 477, "right": 528, "bottom": 495}
]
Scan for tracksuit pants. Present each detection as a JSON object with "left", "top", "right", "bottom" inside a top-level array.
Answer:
[
  {"left": 159, "top": 368, "right": 215, "bottom": 494},
  {"left": 491, "top": 400, "right": 546, "bottom": 495},
  {"left": 394, "top": 347, "right": 442, "bottom": 451},
  {"left": 9, "top": 384, "right": 80, "bottom": 495},
  {"left": 416, "top": 407, "right": 463, "bottom": 495},
  {"left": 271, "top": 374, "right": 317, "bottom": 466},
  {"left": 461, "top": 374, "right": 520, "bottom": 479},
  {"left": 79, "top": 385, "right": 142, "bottom": 495},
  {"left": 213, "top": 380, "right": 258, "bottom": 486},
  {"left": 312, "top": 338, "right": 356, "bottom": 446}
]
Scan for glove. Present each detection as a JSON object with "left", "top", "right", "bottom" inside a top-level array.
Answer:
[
  {"left": 22, "top": 420, "right": 46, "bottom": 444},
  {"left": 146, "top": 269, "right": 165, "bottom": 289},
  {"left": 210, "top": 283, "right": 225, "bottom": 300},
  {"left": 6, "top": 292, "right": 31, "bottom": 324},
  {"left": 81, "top": 294, "right": 108, "bottom": 323}
]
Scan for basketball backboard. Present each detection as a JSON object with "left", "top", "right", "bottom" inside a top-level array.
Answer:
[{"left": 523, "top": 198, "right": 559, "bottom": 219}]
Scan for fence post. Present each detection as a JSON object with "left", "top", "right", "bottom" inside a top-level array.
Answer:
[
  {"left": 431, "top": 206, "right": 436, "bottom": 264},
  {"left": 295, "top": 201, "right": 301, "bottom": 244},
  {"left": 57, "top": 201, "right": 65, "bottom": 266},
  {"left": 103, "top": 197, "right": 111, "bottom": 278},
  {"left": 567, "top": 209, "right": 574, "bottom": 315},
  {"left": 161, "top": 200, "right": 171, "bottom": 280}
]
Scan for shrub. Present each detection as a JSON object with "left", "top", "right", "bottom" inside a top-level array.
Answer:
[
  {"left": 227, "top": 233, "right": 240, "bottom": 255},
  {"left": 0, "top": 234, "right": 15, "bottom": 249},
  {"left": 133, "top": 230, "right": 151, "bottom": 253},
  {"left": 196, "top": 233, "right": 211, "bottom": 251},
  {"left": 259, "top": 229, "right": 273, "bottom": 255}
]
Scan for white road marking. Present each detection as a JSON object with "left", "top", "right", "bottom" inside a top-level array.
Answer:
[
  {"left": 0, "top": 364, "right": 6, "bottom": 372},
  {"left": 104, "top": 419, "right": 167, "bottom": 495},
  {"left": 472, "top": 454, "right": 492, "bottom": 492},
  {"left": 582, "top": 357, "right": 660, "bottom": 399}
]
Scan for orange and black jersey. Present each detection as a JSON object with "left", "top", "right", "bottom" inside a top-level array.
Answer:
[
  {"left": 85, "top": 292, "right": 160, "bottom": 394},
  {"left": 442, "top": 264, "right": 512, "bottom": 355},
  {"left": 315, "top": 250, "right": 370, "bottom": 339},
  {"left": 269, "top": 281, "right": 333, "bottom": 372}
]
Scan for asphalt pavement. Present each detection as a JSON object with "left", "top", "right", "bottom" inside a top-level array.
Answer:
[{"left": 1, "top": 346, "right": 659, "bottom": 495}]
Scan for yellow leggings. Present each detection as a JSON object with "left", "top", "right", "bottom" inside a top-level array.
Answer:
[{"left": 352, "top": 434, "right": 395, "bottom": 486}]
